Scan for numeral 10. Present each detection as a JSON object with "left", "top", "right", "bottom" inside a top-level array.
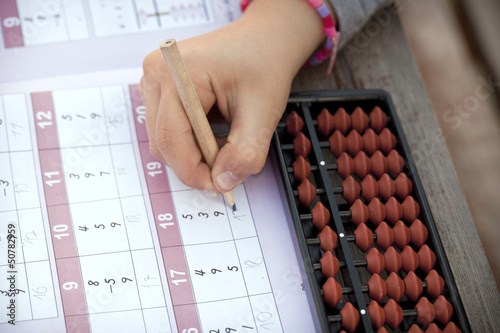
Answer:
[{"left": 53, "top": 224, "right": 69, "bottom": 240}]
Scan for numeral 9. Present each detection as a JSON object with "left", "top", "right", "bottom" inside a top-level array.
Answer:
[
  {"left": 3, "top": 17, "right": 20, "bottom": 28},
  {"left": 62, "top": 282, "right": 78, "bottom": 290}
]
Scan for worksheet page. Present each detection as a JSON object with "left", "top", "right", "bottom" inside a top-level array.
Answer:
[
  {"left": 0, "top": 1, "right": 320, "bottom": 331},
  {"left": 0, "top": 0, "right": 241, "bottom": 82}
]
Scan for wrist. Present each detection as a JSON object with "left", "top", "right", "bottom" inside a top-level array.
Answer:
[{"left": 236, "top": 0, "right": 326, "bottom": 78}]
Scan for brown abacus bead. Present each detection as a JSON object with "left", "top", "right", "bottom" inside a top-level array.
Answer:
[
  {"left": 349, "top": 199, "right": 370, "bottom": 226},
  {"left": 418, "top": 245, "right": 437, "bottom": 273},
  {"left": 425, "top": 323, "right": 442, "bottom": 333},
  {"left": 401, "top": 245, "right": 420, "bottom": 272},
  {"left": 370, "top": 151, "right": 388, "bottom": 178},
  {"left": 353, "top": 151, "right": 371, "bottom": 178},
  {"left": 329, "top": 130, "right": 346, "bottom": 157},
  {"left": 368, "top": 198, "right": 386, "bottom": 225},
  {"left": 402, "top": 195, "right": 421, "bottom": 222},
  {"left": 379, "top": 128, "right": 397, "bottom": 154},
  {"left": 377, "top": 327, "right": 390, "bottom": 333},
  {"left": 354, "top": 223, "right": 373, "bottom": 252},
  {"left": 386, "top": 272, "right": 405, "bottom": 301},
  {"left": 340, "top": 302, "right": 360, "bottom": 333},
  {"left": 369, "top": 106, "right": 388, "bottom": 133},
  {"left": 384, "top": 299, "right": 403, "bottom": 330},
  {"left": 405, "top": 271, "right": 424, "bottom": 302},
  {"left": 410, "top": 219, "right": 429, "bottom": 248},
  {"left": 366, "top": 248, "right": 386, "bottom": 275},
  {"left": 317, "top": 108, "right": 335, "bottom": 137},
  {"left": 443, "top": 322, "right": 462, "bottom": 333},
  {"left": 425, "top": 270, "right": 445, "bottom": 299},
  {"left": 346, "top": 130, "right": 364, "bottom": 156},
  {"left": 319, "top": 251, "right": 339, "bottom": 278},
  {"left": 378, "top": 173, "right": 396, "bottom": 201},
  {"left": 416, "top": 297, "right": 436, "bottom": 327},
  {"left": 362, "top": 128, "right": 380, "bottom": 156},
  {"left": 361, "top": 174, "right": 379, "bottom": 201},
  {"left": 393, "top": 220, "right": 411, "bottom": 249},
  {"left": 318, "top": 226, "right": 338, "bottom": 252},
  {"left": 337, "top": 152, "right": 355, "bottom": 179},
  {"left": 405, "top": 270, "right": 445, "bottom": 301},
  {"left": 367, "top": 273, "right": 387, "bottom": 303},
  {"left": 297, "top": 179, "right": 316, "bottom": 207},
  {"left": 323, "top": 277, "right": 343, "bottom": 308},
  {"left": 384, "top": 247, "right": 402, "bottom": 273},
  {"left": 342, "top": 176, "right": 361, "bottom": 204},
  {"left": 434, "top": 295, "right": 453, "bottom": 325},
  {"left": 333, "top": 107, "right": 352, "bottom": 135},
  {"left": 286, "top": 110, "right": 304, "bottom": 137},
  {"left": 409, "top": 324, "right": 425, "bottom": 333},
  {"left": 292, "top": 155, "right": 311, "bottom": 182},
  {"left": 367, "top": 300, "right": 385, "bottom": 329},
  {"left": 387, "top": 150, "right": 405, "bottom": 176},
  {"left": 395, "top": 172, "right": 413, "bottom": 199},
  {"left": 374, "top": 222, "right": 394, "bottom": 251},
  {"left": 351, "top": 107, "right": 369, "bottom": 133},
  {"left": 293, "top": 132, "right": 311, "bottom": 157},
  {"left": 311, "top": 202, "right": 331, "bottom": 230},
  {"left": 385, "top": 197, "right": 403, "bottom": 225}
]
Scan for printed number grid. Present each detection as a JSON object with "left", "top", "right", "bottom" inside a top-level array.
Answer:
[
  {"left": 32, "top": 86, "right": 171, "bottom": 333},
  {"left": 0, "top": 0, "right": 212, "bottom": 48},
  {"left": 0, "top": 94, "right": 58, "bottom": 324},
  {"left": 130, "top": 83, "right": 285, "bottom": 333}
]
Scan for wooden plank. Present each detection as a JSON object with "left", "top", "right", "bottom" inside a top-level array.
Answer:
[
  {"left": 459, "top": 0, "right": 500, "bottom": 92},
  {"left": 292, "top": 12, "right": 500, "bottom": 332}
]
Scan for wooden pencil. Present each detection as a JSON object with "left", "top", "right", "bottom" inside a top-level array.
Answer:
[{"left": 160, "top": 39, "right": 236, "bottom": 211}]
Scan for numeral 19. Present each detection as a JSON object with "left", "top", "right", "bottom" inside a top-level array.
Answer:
[{"left": 146, "top": 162, "right": 163, "bottom": 177}]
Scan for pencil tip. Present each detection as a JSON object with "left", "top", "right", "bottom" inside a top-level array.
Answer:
[{"left": 232, "top": 204, "right": 237, "bottom": 212}]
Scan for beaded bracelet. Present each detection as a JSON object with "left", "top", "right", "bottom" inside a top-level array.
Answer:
[{"left": 240, "top": 0, "right": 340, "bottom": 76}]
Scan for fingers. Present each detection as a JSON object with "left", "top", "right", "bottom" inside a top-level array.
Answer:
[
  {"left": 156, "top": 83, "right": 219, "bottom": 192},
  {"left": 142, "top": 49, "right": 217, "bottom": 192},
  {"left": 211, "top": 96, "right": 284, "bottom": 192}
]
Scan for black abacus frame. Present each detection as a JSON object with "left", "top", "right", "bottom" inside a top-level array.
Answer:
[{"left": 272, "top": 90, "right": 471, "bottom": 333}]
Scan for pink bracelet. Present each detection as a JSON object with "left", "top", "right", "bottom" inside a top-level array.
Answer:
[{"left": 240, "top": 0, "right": 340, "bottom": 77}]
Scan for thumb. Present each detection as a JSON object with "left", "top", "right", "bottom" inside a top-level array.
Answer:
[{"left": 211, "top": 99, "right": 283, "bottom": 192}]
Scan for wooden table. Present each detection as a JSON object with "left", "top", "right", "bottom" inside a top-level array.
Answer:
[{"left": 291, "top": 10, "right": 500, "bottom": 332}]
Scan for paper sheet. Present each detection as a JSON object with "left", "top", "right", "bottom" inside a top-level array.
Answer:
[{"left": 0, "top": 1, "right": 319, "bottom": 332}]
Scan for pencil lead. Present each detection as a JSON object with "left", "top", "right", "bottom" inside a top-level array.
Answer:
[{"left": 232, "top": 203, "right": 237, "bottom": 212}]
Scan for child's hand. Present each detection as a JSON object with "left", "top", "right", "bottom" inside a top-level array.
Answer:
[{"left": 140, "top": 0, "right": 325, "bottom": 195}]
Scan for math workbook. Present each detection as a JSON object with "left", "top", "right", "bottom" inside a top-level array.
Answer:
[{"left": 0, "top": 1, "right": 316, "bottom": 333}]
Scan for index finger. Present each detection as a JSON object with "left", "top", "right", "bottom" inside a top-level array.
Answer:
[{"left": 155, "top": 84, "right": 216, "bottom": 192}]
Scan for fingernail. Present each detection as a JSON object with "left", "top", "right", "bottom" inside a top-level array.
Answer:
[
  {"left": 216, "top": 171, "right": 240, "bottom": 191},
  {"left": 204, "top": 189, "right": 219, "bottom": 198}
]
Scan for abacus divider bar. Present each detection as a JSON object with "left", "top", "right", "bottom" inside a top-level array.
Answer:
[
  {"left": 281, "top": 141, "right": 329, "bottom": 150},
  {"left": 277, "top": 119, "right": 319, "bottom": 129},
  {"left": 313, "top": 259, "right": 368, "bottom": 272},
  {"left": 294, "top": 188, "right": 341, "bottom": 198},
  {"left": 302, "top": 104, "right": 373, "bottom": 332},
  {"left": 286, "top": 164, "right": 338, "bottom": 174}
]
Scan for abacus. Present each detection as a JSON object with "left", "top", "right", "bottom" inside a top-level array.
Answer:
[{"left": 273, "top": 90, "right": 471, "bottom": 333}]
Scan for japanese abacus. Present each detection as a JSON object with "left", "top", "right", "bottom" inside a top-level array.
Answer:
[{"left": 272, "top": 91, "right": 470, "bottom": 333}]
